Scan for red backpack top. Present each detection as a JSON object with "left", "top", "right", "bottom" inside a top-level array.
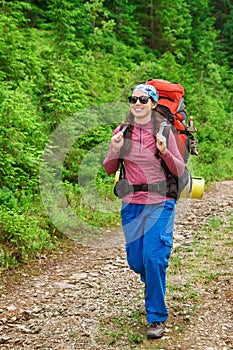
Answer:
[
  {"left": 146, "top": 78, "right": 189, "bottom": 161},
  {"left": 146, "top": 78, "right": 187, "bottom": 120}
]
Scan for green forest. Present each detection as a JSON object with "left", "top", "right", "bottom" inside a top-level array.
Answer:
[{"left": 0, "top": 0, "right": 232, "bottom": 271}]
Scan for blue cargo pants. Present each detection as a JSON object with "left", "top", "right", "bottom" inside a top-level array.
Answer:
[{"left": 121, "top": 200, "right": 175, "bottom": 324}]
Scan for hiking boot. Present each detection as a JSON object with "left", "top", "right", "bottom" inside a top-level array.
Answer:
[{"left": 147, "top": 322, "right": 165, "bottom": 339}]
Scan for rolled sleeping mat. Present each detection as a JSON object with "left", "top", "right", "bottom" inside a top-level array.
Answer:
[
  {"left": 180, "top": 176, "right": 205, "bottom": 199},
  {"left": 190, "top": 176, "right": 205, "bottom": 199},
  {"left": 114, "top": 170, "right": 120, "bottom": 187}
]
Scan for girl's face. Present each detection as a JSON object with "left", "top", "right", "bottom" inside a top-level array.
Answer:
[{"left": 129, "top": 91, "right": 155, "bottom": 123}]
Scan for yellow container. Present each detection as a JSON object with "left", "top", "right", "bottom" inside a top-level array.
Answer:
[
  {"left": 190, "top": 176, "right": 205, "bottom": 199},
  {"left": 180, "top": 176, "right": 205, "bottom": 199},
  {"left": 114, "top": 170, "right": 120, "bottom": 186}
]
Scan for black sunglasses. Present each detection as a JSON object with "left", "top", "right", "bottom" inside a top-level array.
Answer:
[{"left": 128, "top": 95, "right": 152, "bottom": 104}]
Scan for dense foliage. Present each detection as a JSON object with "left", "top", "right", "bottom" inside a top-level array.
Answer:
[{"left": 0, "top": 0, "right": 232, "bottom": 270}]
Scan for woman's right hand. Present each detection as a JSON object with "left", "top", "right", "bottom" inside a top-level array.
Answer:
[{"left": 111, "top": 131, "right": 124, "bottom": 153}]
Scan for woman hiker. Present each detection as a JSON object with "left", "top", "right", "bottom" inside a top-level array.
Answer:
[{"left": 103, "top": 83, "right": 185, "bottom": 339}]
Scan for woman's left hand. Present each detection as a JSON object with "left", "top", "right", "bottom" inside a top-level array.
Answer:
[{"left": 156, "top": 133, "right": 167, "bottom": 155}]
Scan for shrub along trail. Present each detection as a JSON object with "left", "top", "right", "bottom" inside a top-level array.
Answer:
[{"left": 0, "top": 181, "right": 232, "bottom": 350}]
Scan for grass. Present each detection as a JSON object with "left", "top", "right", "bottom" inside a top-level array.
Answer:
[{"left": 98, "top": 308, "right": 145, "bottom": 346}]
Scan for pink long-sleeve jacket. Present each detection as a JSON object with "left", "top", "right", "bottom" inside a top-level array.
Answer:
[{"left": 103, "top": 119, "right": 185, "bottom": 204}]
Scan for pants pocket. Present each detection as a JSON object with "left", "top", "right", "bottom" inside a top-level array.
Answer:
[{"left": 160, "top": 231, "right": 173, "bottom": 247}]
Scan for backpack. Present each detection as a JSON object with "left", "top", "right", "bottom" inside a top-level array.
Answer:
[
  {"left": 113, "top": 79, "right": 198, "bottom": 200},
  {"left": 146, "top": 78, "right": 198, "bottom": 162},
  {"left": 145, "top": 79, "right": 199, "bottom": 199},
  {"left": 146, "top": 79, "right": 187, "bottom": 120}
]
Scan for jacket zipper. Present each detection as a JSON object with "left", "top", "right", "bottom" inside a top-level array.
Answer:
[{"left": 139, "top": 127, "right": 142, "bottom": 153}]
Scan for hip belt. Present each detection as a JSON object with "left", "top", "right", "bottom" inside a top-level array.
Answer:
[
  {"left": 132, "top": 182, "right": 167, "bottom": 192},
  {"left": 114, "top": 179, "right": 167, "bottom": 199}
]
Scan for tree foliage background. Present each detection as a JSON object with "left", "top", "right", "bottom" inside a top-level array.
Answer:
[{"left": 0, "top": 0, "right": 232, "bottom": 270}]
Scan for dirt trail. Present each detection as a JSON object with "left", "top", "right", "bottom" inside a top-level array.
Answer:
[{"left": 0, "top": 181, "right": 232, "bottom": 350}]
